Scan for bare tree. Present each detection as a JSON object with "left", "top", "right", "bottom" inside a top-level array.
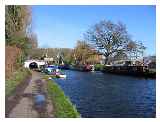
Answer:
[
  {"left": 28, "top": 33, "right": 38, "bottom": 48},
  {"left": 113, "top": 51, "right": 128, "bottom": 61},
  {"left": 85, "top": 20, "right": 131, "bottom": 64},
  {"left": 126, "top": 40, "right": 146, "bottom": 60}
]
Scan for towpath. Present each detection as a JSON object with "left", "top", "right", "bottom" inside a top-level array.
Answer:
[{"left": 8, "top": 71, "right": 54, "bottom": 118}]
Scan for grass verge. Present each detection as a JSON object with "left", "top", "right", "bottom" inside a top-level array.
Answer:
[
  {"left": 5, "top": 68, "right": 31, "bottom": 97},
  {"left": 45, "top": 77, "right": 80, "bottom": 118},
  {"left": 95, "top": 64, "right": 105, "bottom": 71}
]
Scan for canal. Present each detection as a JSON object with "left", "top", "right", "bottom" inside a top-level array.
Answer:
[{"left": 53, "top": 70, "right": 156, "bottom": 118}]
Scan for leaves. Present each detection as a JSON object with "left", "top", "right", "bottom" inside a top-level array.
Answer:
[
  {"left": 73, "top": 41, "right": 100, "bottom": 65},
  {"left": 6, "top": 5, "right": 37, "bottom": 66}
]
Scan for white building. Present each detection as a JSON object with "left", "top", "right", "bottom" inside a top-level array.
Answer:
[{"left": 24, "top": 60, "right": 46, "bottom": 69}]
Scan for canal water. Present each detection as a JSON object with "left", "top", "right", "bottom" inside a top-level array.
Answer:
[{"left": 53, "top": 70, "right": 156, "bottom": 118}]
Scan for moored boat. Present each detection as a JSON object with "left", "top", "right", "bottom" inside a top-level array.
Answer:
[{"left": 56, "top": 74, "right": 67, "bottom": 78}]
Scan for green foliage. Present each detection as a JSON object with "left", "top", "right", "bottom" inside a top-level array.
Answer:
[
  {"left": 95, "top": 64, "right": 105, "bottom": 71},
  {"left": 6, "top": 68, "right": 31, "bottom": 97},
  {"left": 63, "top": 60, "right": 72, "bottom": 65},
  {"left": 73, "top": 41, "right": 99, "bottom": 65},
  {"left": 16, "top": 52, "right": 26, "bottom": 68},
  {"left": 46, "top": 78, "right": 80, "bottom": 118},
  {"left": 5, "top": 6, "right": 35, "bottom": 57},
  {"left": 6, "top": 5, "right": 37, "bottom": 69},
  {"left": 6, "top": 6, "right": 31, "bottom": 46}
]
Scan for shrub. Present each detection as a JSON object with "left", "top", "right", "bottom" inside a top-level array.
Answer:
[{"left": 95, "top": 64, "right": 105, "bottom": 71}]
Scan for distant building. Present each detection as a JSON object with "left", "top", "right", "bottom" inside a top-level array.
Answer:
[
  {"left": 95, "top": 54, "right": 106, "bottom": 65},
  {"left": 110, "top": 60, "right": 143, "bottom": 66},
  {"left": 24, "top": 60, "right": 45, "bottom": 69},
  {"left": 143, "top": 56, "right": 156, "bottom": 69},
  {"left": 44, "top": 57, "right": 54, "bottom": 64}
]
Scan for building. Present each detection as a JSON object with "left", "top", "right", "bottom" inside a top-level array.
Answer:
[
  {"left": 143, "top": 56, "right": 156, "bottom": 69},
  {"left": 44, "top": 57, "right": 54, "bottom": 64},
  {"left": 24, "top": 60, "right": 45, "bottom": 69}
]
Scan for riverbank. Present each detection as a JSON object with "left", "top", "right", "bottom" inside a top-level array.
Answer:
[
  {"left": 52, "top": 70, "right": 155, "bottom": 117},
  {"left": 6, "top": 68, "right": 31, "bottom": 97},
  {"left": 45, "top": 76, "right": 80, "bottom": 118},
  {"left": 6, "top": 71, "right": 54, "bottom": 118},
  {"left": 5, "top": 68, "right": 31, "bottom": 117},
  {"left": 102, "top": 66, "right": 156, "bottom": 79},
  {"left": 69, "top": 64, "right": 155, "bottom": 78}
]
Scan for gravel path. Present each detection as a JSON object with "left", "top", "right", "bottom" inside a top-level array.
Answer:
[{"left": 8, "top": 71, "right": 54, "bottom": 118}]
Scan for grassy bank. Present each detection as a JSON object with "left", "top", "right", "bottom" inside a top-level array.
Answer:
[
  {"left": 95, "top": 64, "right": 105, "bottom": 71},
  {"left": 46, "top": 77, "right": 80, "bottom": 118},
  {"left": 6, "top": 68, "right": 31, "bottom": 97}
]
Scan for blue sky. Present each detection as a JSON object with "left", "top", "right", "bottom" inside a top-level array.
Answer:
[{"left": 32, "top": 5, "right": 156, "bottom": 56}]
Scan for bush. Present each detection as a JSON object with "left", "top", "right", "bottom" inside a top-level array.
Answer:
[
  {"left": 46, "top": 78, "right": 80, "bottom": 118},
  {"left": 95, "top": 64, "right": 105, "bottom": 71}
]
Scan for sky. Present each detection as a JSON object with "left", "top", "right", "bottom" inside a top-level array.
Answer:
[{"left": 32, "top": 5, "right": 156, "bottom": 56}]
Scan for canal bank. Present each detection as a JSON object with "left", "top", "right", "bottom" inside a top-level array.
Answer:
[
  {"left": 6, "top": 70, "right": 80, "bottom": 118},
  {"left": 6, "top": 68, "right": 155, "bottom": 118},
  {"left": 69, "top": 65, "right": 156, "bottom": 79},
  {"left": 5, "top": 68, "right": 31, "bottom": 117},
  {"left": 102, "top": 66, "right": 156, "bottom": 79},
  {"left": 53, "top": 70, "right": 156, "bottom": 118},
  {"left": 6, "top": 71, "right": 54, "bottom": 118},
  {"left": 46, "top": 76, "right": 80, "bottom": 118}
]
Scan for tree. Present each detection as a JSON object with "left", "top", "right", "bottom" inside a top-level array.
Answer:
[
  {"left": 85, "top": 20, "right": 147, "bottom": 63},
  {"left": 28, "top": 33, "right": 38, "bottom": 49},
  {"left": 28, "top": 48, "right": 74, "bottom": 65},
  {"left": 137, "top": 41, "right": 146, "bottom": 58},
  {"left": 5, "top": 5, "right": 32, "bottom": 47},
  {"left": 85, "top": 20, "right": 131, "bottom": 64},
  {"left": 126, "top": 41, "right": 137, "bottom": 60},
  {"left": 5, "top": 5, "right": 37, "bottom": 66},
  {"left": 73, "top": 41, "right": 100, "bottom": 65},
  {"left": 113, "top": 50, "right": 128, "bottom": 61},
  {"left": 126, "top": 40, "right": 146, "bottom": 60}
]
